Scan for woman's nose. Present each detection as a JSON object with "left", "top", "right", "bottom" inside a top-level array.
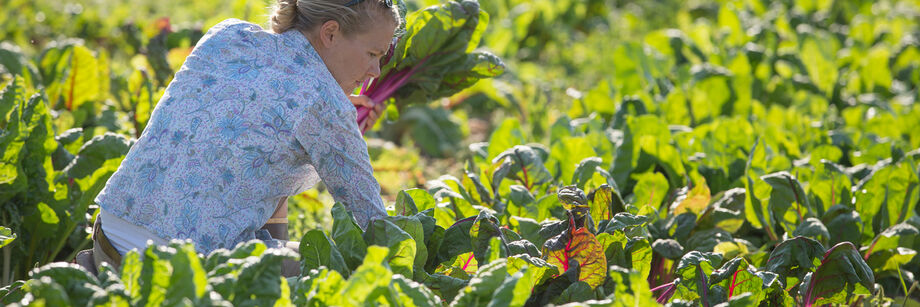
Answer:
[{"left": 368, "top": 61, "right": 381, "bottom": 79}]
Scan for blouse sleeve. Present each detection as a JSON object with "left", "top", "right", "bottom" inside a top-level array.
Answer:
[{"left": 293, "top": 97, "right": 387, "bottom": 229}]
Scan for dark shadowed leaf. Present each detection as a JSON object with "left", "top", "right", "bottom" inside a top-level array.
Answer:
[
  {"left": 792, "top": 218, "right": 830, "bottom": 242},
  {"left": 653, "top": 239, "right": 685, "bottom": 260},
  {"left": 820, "top": 205, "right": 862, "bottom": 246},
  {"left": 801, "top": 242, "right": 874, "bottom": 306},
  {"left": 331, "top": 202, "right": 369, "bottom": 271},
  {"left": 765, "top": 236, "right": 826, "bottom": 287}
]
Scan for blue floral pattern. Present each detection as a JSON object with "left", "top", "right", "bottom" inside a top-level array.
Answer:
[{"left": 95, "top": 19, "right": 387, "bottom": 253}]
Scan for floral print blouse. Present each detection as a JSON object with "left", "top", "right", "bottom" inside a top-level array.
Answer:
[{"left": 95, "top": 19, "right": 387, "bottom": 253}]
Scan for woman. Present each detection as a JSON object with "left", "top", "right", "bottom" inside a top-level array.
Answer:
[{"left": 87, "top": 0, "right": 400, "bottom": 276}]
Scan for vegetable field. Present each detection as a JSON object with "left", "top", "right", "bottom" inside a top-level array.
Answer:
[{"left": 2, "top": 0, "right": 920, "bottom": 305}]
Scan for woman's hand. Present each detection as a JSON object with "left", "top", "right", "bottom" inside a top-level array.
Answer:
[{"left": 349, "top": 95, "right": 385, "bottom": 131}]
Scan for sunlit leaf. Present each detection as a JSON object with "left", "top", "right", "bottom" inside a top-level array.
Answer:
[
  {"left": 0, "top": 226, "right": 15, "bottom": 249},
  {"left": 543, "top": 225, "right": 607, "bottom": 288}
]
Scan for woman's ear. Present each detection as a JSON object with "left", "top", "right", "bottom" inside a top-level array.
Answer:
[{"left": 318, "top": 20, "right": 341, "bottom": 48}]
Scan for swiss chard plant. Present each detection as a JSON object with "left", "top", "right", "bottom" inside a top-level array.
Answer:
[{"left": 355, "top": 0, "right": 505, "bottom": 132}]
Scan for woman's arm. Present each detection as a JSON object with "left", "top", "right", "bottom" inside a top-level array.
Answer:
[{"left": 293, "top": 95, "right": 387, "bottom": 229}]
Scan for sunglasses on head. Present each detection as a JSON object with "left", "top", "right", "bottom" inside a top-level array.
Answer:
[{"left": 343, "top": 0, "right": 393, "bottom": 8}]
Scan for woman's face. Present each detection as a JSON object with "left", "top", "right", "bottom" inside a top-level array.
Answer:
[{"left": 311, "top": 19, "right": 397, "bottom": 94}]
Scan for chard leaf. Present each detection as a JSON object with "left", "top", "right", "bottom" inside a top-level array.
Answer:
[
  {"left": 449, "top": 259, "right": 509, "bottom": 306},
  {"left": 506, "top": 254, "right": 558, "bottom": 287},
  {"left": 436, "top": 216, "right": 476, "bottom": 266},
  {"left": 20, "top": 276, "right": 74, "bottom": 306},
  {"left": 331, "top": 202, "right": 368, "bottom": 271},
  {"left": 696, "top": 188, "right": 746, "bottom": 233},
  {"left": 395, "top": 188, "right": 436, "bottom": 216},
  {"left": 390, "top": 275, "right": 441, "bottom": 306},
  {"left": 27, "top": 262, "right": 100, "bottom": 306},
  {"left": 863, "top": 223, "right": 918, "bottom": 258},
  {"left": 820, "top": 205, "right": 862, "bottom": 246},
  {"left": 368, "top": 0, "right": 504, "bottom": 109},
  {"left": 673, "top": 175, "right": 712, "bottom": 216},
  {"left": 438, "top": 252, "right": 477, "bottom": 278},
  {"left": 231, "top": 247, "right": 298, "bottom": 307},
  {"left": 299, "top": 229, "right": 350, "bottom": 278},
  {"left": 486, "top": 265, "right": 536, "bottom": 307},
  {"left": 0, "top": 226, "right": 15, "bottom": 248},
  {"left": 363, "top": 218, "right": 417, "bottom": 278},
  {"left": 866, "top": 247, "right": 917, "bottom": 273},
  {"left": 764, "top": 236, "right": 826, "bottom": 287},
  {"left": 289, "top": 267, "right": 344, "bottom": 306},
  {"left": 572, "top": 157, "right": 604, "bottom": 190},
  {"left": 543, "top": 224, "right": 607, "bottom": 288},
  {"left": 710, "top": 257, "right": 766, "bottom": 304},
  {"left": 854, "top": 162, "right": 919, "bottom": 238},
  {"left": 652, "top": 238, "right": 685, "bottom": 260},
  {"left": 762, "top": 171, "right": 813, "bottom": 235},
  {"left": 792, "top": 218, "right": 830, "bottom": 243},
  {"left": 672, "top": 251, "right": 722, "bottom": 305},
  {"left": 470, "top": 211, "right": 504, "bottom": 264},
  {"left": 492, "top": 145, "right": 553, "bottom": 189},
  {"left": 801, "top": 242, "right": 875, "bottom": 306},
  {"left": 339, "top": 246, "right": 393, "bottom": 305},
  {"left": 863, "top": 223, "right": 918, "bottom": 272},
  {"left": 588, "top": 184, "right": 627, "bottom": 228},
  {"left": 507, "top": 239, "right": 541, "bottom": 258},
  {"left": 684, "top": 228, "right": 734, "bottom": 253},
  {"left": 555, "top": 281, "right": 595, "bottom": 304},
  {"left": 599, "top": 212, "right": 648, "bottom": 236},
  {"left": 607, "top": 266, "right": 659, "bottom": 306},
  {"left": 524, "top": 258, "right": 580, "bottom": 306},
  {"left": 418, "top": 271, "right": 468, "bottom": 303},
  {"left": 744, "top": 139, "right": 775, "bottom": 240}
]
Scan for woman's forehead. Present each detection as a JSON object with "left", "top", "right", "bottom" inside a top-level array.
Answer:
[{"left": 361, "top": 22, "right": 396, "bottom": 50}]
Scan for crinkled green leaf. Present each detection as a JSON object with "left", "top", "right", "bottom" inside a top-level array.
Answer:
[
  {"left": 418, "top": 271, "right": 468, "bottom": 304},
  {"left": 60, "top": 132, "right": 130, "bottom": 179},
  {"left": 339, "top": 246, "right": 393, "bottom": 306},
  {"left": 363, "top": 218, "right": 417, "bottom": 278},
  {"left": 390, "top": 274, "right": 441, "bottom": 307},
  {"left": 697, "top": 188, "right": 746, "bottom": 233},
  {"left": 765, "top": 236, "right": 826, "bottom": 287},
  {"left": 792, "top": 218, "right": 830, "bottom": 242},
  {"left": 652, "top": 238, "right": 685, "bottom": 260},
  {"left": 762, "top": 171, "right": 813, "bottom": 235},
  {"left": 449, "top": 259, "right": 509, "bottom": 306},
  {"left": 685, "top": 228, "right": 734, "bottom": 253},
  {"left": 572, "top": 157, "right": 604, "bottom": 190},
  {"left": 299, "top": 229, "right": 350, "bottom": 278},
  {"left": 672, "top": 251, "right": 722, "bottom": 303},
  {"left": 331, "top": 202, "right": 368, "bottom": 271},
  {"left": 27, "top": 262, "right": 100, "bottom": 306},
  {"left": 821, "top": 205, "right": 862, "bottom": 246},
  {"left": 485, "top": 265, "right": 534, "bottom": 307},
  {"left": 437, "top": 216, "right": 475, "bottom": 265},
  {"left": 492, "top": 145, "right": 553, "bottom": 189}
]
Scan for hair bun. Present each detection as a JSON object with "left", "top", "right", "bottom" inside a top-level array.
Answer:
[{"left": 270, "top": 0, "right": 299, "bottom": 33}]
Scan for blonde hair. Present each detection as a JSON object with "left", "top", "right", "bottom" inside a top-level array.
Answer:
[{"left": 269, "top": 0, "right": 400, "bottom": 37}]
